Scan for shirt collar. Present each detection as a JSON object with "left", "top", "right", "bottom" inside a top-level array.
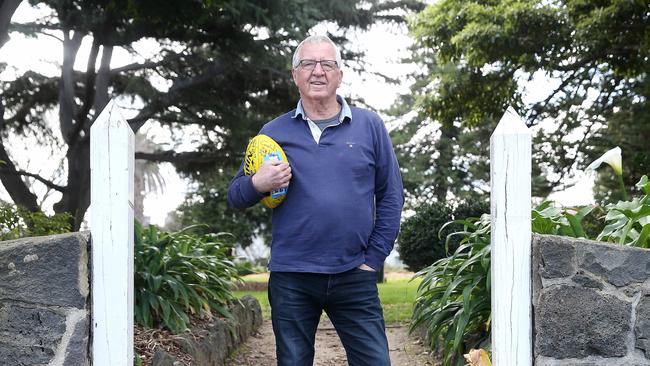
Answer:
[{"left": 292, "top": 95, "right": 352, "bottom": 123}]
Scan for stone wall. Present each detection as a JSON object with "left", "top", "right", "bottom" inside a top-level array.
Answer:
[
  {"left": 533, "top": 234, "right": 650, "bottom": 365},
  {"left": 0, "top": 232, "right": 91, "bottom": 366},
  {"left": 0, "top": 232, "right": 263, "bottom": 366}
]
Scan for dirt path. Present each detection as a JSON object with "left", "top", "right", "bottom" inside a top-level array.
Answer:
[{"left": 227, "top": 317, "right": 438, "bottom": 366}]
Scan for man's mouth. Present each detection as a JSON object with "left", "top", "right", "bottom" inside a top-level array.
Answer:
[{"left": 310, "top": 81, "right": 326, "bottom": 86}]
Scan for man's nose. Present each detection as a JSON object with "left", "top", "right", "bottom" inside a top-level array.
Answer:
[{"left": 312, "top": 62, "right": 326, "bottom": 74}]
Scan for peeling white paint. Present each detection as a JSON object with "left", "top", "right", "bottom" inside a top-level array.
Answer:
[
  {"left": 90, "top": 100, "right": 134, "bottom": 365},
  {"left": 490, "top": 106, "right": 532, "bottom": 365}
]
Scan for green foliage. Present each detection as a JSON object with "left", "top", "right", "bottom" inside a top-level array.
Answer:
[
  {"left": 173, "top": 168, "right": 271, "bottom": 248},
  {"left": 396, "top": 0, "right": 650, "bottom": 202},
  {"left": 0, "top": 201, "right": 71, "bottom": 240},
  {"left": 234, "top": 260, "right": 257, "bottom": 276},
  {"left": 398, "top": 199, "right": 489, "bottom": 271},
  {"left": 399, "top": 201, "right": 452, "bottom": 272},
  {"left": 532, "top": 201, "right": 594, "bottom": 238},
  {"left": 597, "top": 175, "right": 650, "bottom": 247},
  {"left": 134, "top": 221, "right": 240, "bottom": 333},
  {"left": 377, "top": 278, "right": 421, "bottom": 324},
  {"left": 412, "top": 201, "right": 594, "bottom": 365},
  {"left": 412, "top": 182, "right": 650, "bottom": 364},
  {"left": 2, "top": 0, "right": 421, "bottom": 231},
  {"left": 411, "top": 214, "right": 491, "bottom": 366}
]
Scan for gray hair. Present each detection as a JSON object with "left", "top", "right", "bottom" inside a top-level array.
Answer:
[{"left": 292, "top": 35, "right": 343, "bottom": 69}]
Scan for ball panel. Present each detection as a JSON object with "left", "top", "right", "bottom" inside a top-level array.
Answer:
[{"left": 242, "top": 134, "right": 289, "bottom": 208}]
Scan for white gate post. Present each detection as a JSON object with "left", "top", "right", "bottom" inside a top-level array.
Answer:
[
  {"left": 90, "top": 99, "right": 134, "bottom": 365},
  {"left": 490, "top": 106, "right": 532, "bottom": 365}
]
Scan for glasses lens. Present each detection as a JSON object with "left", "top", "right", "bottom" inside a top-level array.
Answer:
[
  {"left": 320, "top": 61, "right": 337, "bottom": 71},
  {"left": 300, "top": 60, "right": 317, "bottom": 69},
  {"left": 299, "top": 60, "right": 338, "bottom": 71}
]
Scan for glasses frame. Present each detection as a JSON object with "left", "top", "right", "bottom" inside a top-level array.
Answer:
[{"left": 296, "top": 59, "right": 339, "bottom": 72}]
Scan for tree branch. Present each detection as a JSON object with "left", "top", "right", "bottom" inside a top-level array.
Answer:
[
  {"left": 549, "top": 81, "right": 619, "bottom": 189},
  {"left": 111, "top": 59, "right": 168, "bottom": 75},
  {"left": 9, "top": 23, "right": 64, "bottom": 42},
  {"left": 0, "top": 168, "right": 66, "bottom": 192},
  {"left": 0, "top": 139, "right": 40, "bottom": 211},
  {"left": 126, "top": 62, "right": 227, "bottom": 133},
  {"left": 59, "top": 29, "right": 84, "bottom": 144},
  {"left": 529, "top": 67, "right": 586, "bottom": 124},
  {"left": 70, "top": 37, "right": 100, "bottom": 144},
  {"left": 135, "top": 150, "right": 221, "bottom": 164}
]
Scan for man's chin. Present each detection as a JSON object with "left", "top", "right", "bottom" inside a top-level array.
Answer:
[{"left": 303, "top": 91, "right": 335, "bottom": 101}]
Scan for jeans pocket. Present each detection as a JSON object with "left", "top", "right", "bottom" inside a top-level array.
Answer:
[{"left": 351, "top": 267, "right": 378, "bottom": 279}]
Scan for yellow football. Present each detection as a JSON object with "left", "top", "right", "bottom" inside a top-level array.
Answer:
[{"left": 243, "top": 134, "right": 289, "bottom": 208}]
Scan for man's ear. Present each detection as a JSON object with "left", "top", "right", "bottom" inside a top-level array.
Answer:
[{"left": 291, "top": 68, "right": 299, "bottom": 85}]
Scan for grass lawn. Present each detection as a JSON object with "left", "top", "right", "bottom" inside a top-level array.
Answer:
[{"left": 234, "top": 272, "right": 420, "bottom": 324}]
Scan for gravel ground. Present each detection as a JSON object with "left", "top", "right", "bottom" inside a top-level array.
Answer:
[{"left": 226, "top": 316, "right": 439, "bottom": 366}]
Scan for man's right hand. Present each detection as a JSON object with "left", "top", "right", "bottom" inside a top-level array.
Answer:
[{"left": 251, "top": 160, "right": 292, "bottom": 194}]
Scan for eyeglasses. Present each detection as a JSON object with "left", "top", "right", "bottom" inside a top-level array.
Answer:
[{"left": 296, "top": 59, "right": 339, "bottom": 72}]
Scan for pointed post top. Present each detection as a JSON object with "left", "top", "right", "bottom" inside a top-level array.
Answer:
[
  {"left": 492, "top": 106, "right": 531, "bottom": 137},
  {"left": 91, "top": 99, "right": 128, "bottom": 130}
]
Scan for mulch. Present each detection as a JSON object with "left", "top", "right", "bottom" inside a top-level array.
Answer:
[
  {"left": 134, "top": 324, "right": 193, "bottom": 365},
  {"left": 234, "top": 280, "right": 268, "bottom": 291},
  {"left": 134, "top": 313, "right": 224, "bottom": 366}
]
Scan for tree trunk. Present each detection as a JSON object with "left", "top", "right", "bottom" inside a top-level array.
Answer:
[
  {"left": 433, "top": 123, "right": 458, "bottom": 201},
  {"left": 59, "top": 30, "right": 83, "bottom": 144},
  {"left": 93, "top": 45, "right": 112, "bottom": 114},
  {"left": 134, "top": 161, "right": 145, "bottom": 224},
  {"left": 51, "top": 34, "right": 115, "bottom": 230},
  {"left": 53, "top": 141, "right": 90, "bottom": 230}
]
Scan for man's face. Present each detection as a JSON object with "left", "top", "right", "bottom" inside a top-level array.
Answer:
[{"left": 292, "top": 42, "right": 343, "bottom": 104}]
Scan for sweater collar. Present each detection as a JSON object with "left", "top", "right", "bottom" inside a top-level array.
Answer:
[{"left": 292, "top": 95, "right": 352, "bottom": 123}]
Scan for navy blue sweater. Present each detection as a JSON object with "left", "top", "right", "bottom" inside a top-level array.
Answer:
[{"left": 227, "top": 101, "right": 404, "bottom": 273}]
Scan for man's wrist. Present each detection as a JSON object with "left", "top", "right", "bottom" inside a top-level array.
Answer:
[
  {"left": 250, "top": 174, "right": 266, "bottom": 194},
  {"left": 248, "top": 175, "right": 267, "bottom": 196}
]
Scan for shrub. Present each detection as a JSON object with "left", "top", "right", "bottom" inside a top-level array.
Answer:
[
  {"left": 134, "top": 221, "right": 241, "bottom": 333},
  {"left": 412, "top": 201, "right": 592, "bottom": 366},
  {"left": 597, "top": 175, "right": 650, "bottom": 247},
  {"left": 398, "top": 199, "right": 489, "bottom": 272},
  {"left": 0, "top": 201, "right": 71, "bottom": 240},
  {"left": 411, "top": 214, "right": 491, "bottom": 366}
]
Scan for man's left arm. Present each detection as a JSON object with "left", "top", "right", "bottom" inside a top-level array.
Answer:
[{"left": 364, "top": 121, "right": 405, "bottom": 271}]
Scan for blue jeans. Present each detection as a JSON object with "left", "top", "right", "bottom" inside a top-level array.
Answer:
[{"left": 268, "top": 268, "right": 390, "bottom": 366}]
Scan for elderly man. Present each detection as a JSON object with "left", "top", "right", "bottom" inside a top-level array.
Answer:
[{"left": 228, "top": 34, "right": 404, "bottom": 366}]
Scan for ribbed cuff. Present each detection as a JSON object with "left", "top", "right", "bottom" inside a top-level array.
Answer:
[{"left": 242, "top": 175, "right": 265, "bottom": 204}]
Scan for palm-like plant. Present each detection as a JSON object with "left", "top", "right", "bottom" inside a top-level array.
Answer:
[
  {"left": 134, "top": 221, "right": 240, "bottom": 333},
  {"left": 134, "top": 131, "right": 167, "bottom": 224},
  {"left": 412, "top": 203, "right": 594, "bottom": 365},
  {"left": 411, "top": 214, "right": 491, "bottom": 366}
]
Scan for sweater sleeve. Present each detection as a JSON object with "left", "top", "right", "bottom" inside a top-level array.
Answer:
[
  {"left": 227, "top": 159, "right": 265, "bottom": 209},
  {"left": 364, "top": 118, "right": 405, "bottom": 271}
]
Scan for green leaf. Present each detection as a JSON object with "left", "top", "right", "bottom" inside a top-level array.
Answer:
[
  {"left": 134, "top": 222, "right": 240, "bottom": 332},
  {"left": 636, "top": 175, "right": 650, "bottom": 195},
  {"left": 633, "top": 225, "right": 650, "bottom": 248}
]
